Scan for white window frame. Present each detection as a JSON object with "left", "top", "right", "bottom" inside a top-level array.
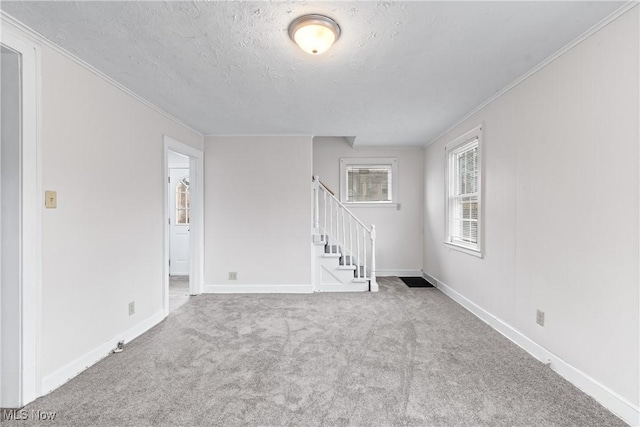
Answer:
[
  {"left": 339, "top": 157, "right": 398, "bottom": 207},
  {"left": 444, "top": 124, "right": 483, "bottom": 257}
]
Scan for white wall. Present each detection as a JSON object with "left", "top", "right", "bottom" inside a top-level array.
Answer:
[
  {"left": 204, "top": 136, "right": 313, "bottom": 290},
  {"left": 313, "top": 137, "right": 423, "bottom": 275},
  {"left": 38, "top": 41, "right": 203, "bottom": 381},
  {"left": 423, "top": 7, "right": 639, "bottom": 420}
]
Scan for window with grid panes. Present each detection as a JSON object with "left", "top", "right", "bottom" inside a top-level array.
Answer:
[
  {"left": 445, "top": 125, "right": 482, "bottom": 255},
  {"left": 346, "top": 165, "right": 392, "bottom": 202},
  {"left": 339, "top": 158, "right": 398, "bottom": 205}
]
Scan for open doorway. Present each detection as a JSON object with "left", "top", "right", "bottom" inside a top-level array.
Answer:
[
  {"left": 1, "top": 29, "right": 41, "bottom": 408},
  {"left": 1, "top": 41, "right": 23, "bottom": 410},
  {"left": 168, "top": 151, "right": 190, "bottom": 312},
  {"left": 163, "top": 136, "right": 203, "bottom": 316}
]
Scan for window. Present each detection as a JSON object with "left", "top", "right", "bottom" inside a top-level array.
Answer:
[
  {"left": 445, "top": 125, "right": 482, "bottom": 256},
  {"left": 340, "top": 158, "right": 398, "bottom": 205},
  {"left": 176, "top": 176, "right": 190, "bottom": 225}
]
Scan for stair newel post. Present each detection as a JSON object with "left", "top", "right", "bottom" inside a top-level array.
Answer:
[
  {"left": 356, "top": 226, "right": 361, "bottom": 278},
  {"left": 342, "top": 210, "right": 346, "bottom": 260},
  {"left": 337, "top": 202, "right": 341, "bottom": 254},
  {"left": 336, "top": 201, "right": 340, "bottom": 254},
  {"left": 337, "top": 204, "right": 340, "bottom": 254},
  {"left": 363, "top": 227, "right": 367, "bottom": 280},
  {"left": 349, "top": 217, "right": 353, "bottom": 267},
  {"left": 313, "top": 176, "right": 320, "bottom": 231},
  {"left": 370, "top": 224, "right": 378, "bottom": 292}
]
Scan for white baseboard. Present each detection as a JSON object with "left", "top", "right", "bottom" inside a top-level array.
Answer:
[
  {"left": 377, "top": 269, "right": 423, "bottom": 277},
  {"left": 203, "top": 284, "right": 314, "bottom": 294},
  {"left": 41, "top": 310, "right": 166, "bottom": 395},
  {"left": 422, "top": 272, "right": 438, "bottom": 286},
  {"left": 423, "top": 271, "right": 639, "bottom": 426}
]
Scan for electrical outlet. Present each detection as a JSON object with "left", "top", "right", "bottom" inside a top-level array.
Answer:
[
  {"left": 229, "top": 272, "right": 237, "bottom": 280},
  {"left": 536, "top": 309, "right": 545, "bottom": 326},
  {"left": 129, "top": 301, "right": 135, "bottom": 316}
]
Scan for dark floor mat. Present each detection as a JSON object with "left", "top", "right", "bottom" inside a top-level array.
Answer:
[{"left": 399, "top": 276, "right": 435, "bottom": 288}]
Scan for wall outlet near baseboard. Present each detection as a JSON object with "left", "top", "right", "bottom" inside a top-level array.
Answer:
[
  {"left": 536, "top": 309, "right": 545, "bottom": 326},
  {"left": 229, "top": 272, "right": 237, "bottom": 280},
  {"left": 128, "top": 301, "right": 135, "bottom": 316}
]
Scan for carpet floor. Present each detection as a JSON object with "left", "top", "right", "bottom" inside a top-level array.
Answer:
[{"left": 4, "top": 277, "right": 624, "bottom": 426}]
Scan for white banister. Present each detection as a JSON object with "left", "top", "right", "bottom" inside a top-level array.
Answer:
[{"left": 312, "top": 177, "right": 376, "bottom": 290}]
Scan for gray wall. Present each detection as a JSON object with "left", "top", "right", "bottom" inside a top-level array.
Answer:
[
  {"left": 38, "top": 42, "right": 203, "bottom": 380},
  {"left": 423, "top": 8, "right": 639, "bottom": 409},
  {"left": 204, "top": 136, "right": 313, "bottom": 290}
]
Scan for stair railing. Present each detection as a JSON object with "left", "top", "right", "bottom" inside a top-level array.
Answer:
[{"left": 312, "top": 176, "right": 378, "bottom": 291}]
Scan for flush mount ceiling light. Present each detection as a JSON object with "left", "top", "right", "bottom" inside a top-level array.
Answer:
[{"left": 288, "top": 14, "right": 341, "bottom": 55}]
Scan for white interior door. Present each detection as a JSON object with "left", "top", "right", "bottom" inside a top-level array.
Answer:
[{"left": 169, "top": 168, "right": 190, "bottom": 275}]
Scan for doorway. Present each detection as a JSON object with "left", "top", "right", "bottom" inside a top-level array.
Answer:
[
  {"left": 163, "top": 136, "right": 203, "bottom": 316},
  {"left": 168, "top": 152, "right": 190, "bottom": 312},
  {"left": 0, "top": 29, "right": 41, "bottom": 408},
  {"left": 1, "top": 42, "right": 22, "bottom": 410}
]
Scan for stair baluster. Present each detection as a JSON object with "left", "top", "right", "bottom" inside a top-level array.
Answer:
[{"left": 323, "top": 191, "right": 327, "bottom": 241}]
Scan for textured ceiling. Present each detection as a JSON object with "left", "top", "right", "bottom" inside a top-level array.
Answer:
[{"left": 1, "top": 1, "right": 626, "bottom": 147}]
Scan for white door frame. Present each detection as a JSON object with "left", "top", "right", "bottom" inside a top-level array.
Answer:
[
  {"left": 163, "top": 136, "right": 204, "bottom": 315},
  {"left": 0, "top": 25, "right": 42, "bottom": 407}
]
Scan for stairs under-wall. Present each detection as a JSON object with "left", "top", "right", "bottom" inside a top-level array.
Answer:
[{"left": 312, "top": 234, "right": 373, "bottom": 292}]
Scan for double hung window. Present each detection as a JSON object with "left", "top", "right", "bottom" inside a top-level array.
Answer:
[{"left": 445, "top": 125, "right": 482, "bottom": 256}]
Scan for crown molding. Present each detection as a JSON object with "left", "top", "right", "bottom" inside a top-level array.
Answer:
[
  {"left": 423, "top": 1, "right": 639, "bottom": 149},
  {"left": 204, "top": 134, "right": 314, "bottom": 138},
  {"left": 0, "top": 10, "right": 203, "bottom": 138}
]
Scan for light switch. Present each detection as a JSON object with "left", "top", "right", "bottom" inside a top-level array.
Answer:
[{"left": 45, "top": 191, "right": 57, "bottom": 209}]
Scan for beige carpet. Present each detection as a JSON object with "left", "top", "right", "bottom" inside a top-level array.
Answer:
[{"left": 3, "top": 277, "right": 624, "bottom": 426}]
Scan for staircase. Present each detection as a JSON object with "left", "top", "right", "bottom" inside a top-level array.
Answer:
[{"left": 312, "top": 176, "right": 378, "bottom": 292}]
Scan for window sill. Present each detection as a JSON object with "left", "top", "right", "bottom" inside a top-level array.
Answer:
[
  {"left": 444, "top": 242, "right": 483, "bottom": 258},
  {"left": 343, "top": 202, "right": 400, "bottom": 209}
]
